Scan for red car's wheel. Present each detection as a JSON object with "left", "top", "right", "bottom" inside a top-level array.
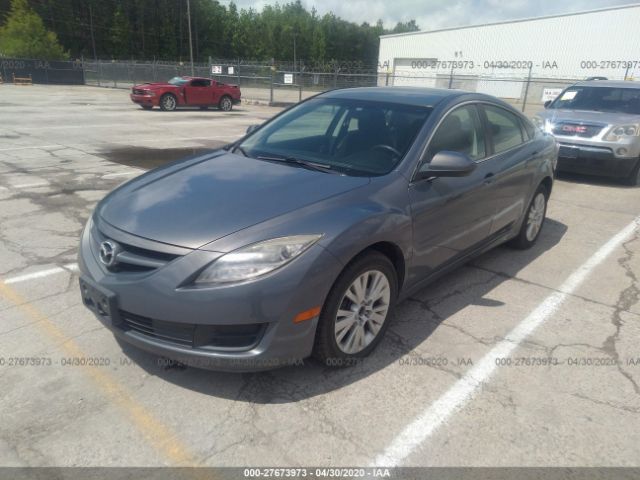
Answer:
[
  {"left": 219, "top": 95, "right": 233, "bottom": 112},
  {"left": 160, "top": 94, "right": 177, "bottom": 111}
]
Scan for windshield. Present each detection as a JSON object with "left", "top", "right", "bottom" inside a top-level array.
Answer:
[
  {"left": 238, "top": 98, "right": 431, "bottom": 176},
  {"left": 168, "top": 76, "right": 189, "bottom": 86},
  {"left": 549, "top": 86, "right": 640, "bottom": 114}
]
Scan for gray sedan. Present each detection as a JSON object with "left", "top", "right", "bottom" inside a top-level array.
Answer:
[{"left": 78, "top": 87, "right": 557, "bottom": 371}]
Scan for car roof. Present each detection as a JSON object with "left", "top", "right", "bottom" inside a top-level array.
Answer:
[
  {"left": 573, "top": 80, "right": 640, "bottom": 89},
  {"left": 320, "top": 87, "right": 471, "bottom": 107}
]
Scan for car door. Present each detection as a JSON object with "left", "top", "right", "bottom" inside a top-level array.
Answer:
[
  {"left": 183, "top": 79, "right": 211, "bottom": 105},
  {"left": 479, "top": 104, "right": 537, "bottom": 235},
  {"left": 408, "top": 103, "right": 497, "bottom": 282}
]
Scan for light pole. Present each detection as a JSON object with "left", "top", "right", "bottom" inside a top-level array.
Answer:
[
  {"left": 292, "top": 30, "right": 297, "bottom": 84},
  {"left": 186, "top": 0, "right": 195, "bottom": 76}
]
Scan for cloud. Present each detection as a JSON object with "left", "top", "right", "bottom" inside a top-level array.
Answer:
[{"left": 218, "top": 0, "right": 632, "bottom": 30}]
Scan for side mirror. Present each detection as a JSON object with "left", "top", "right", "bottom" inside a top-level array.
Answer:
[
  {"left": 544, "top": 100, "right": 552, "bottom": 109},
  {"left": 246, "top": 124, "right": 261, "bottom": 134},
  {"left": 417, "top": 151, "right": 476, "bottom": 180}
]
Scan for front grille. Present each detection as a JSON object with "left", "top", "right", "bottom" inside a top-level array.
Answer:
[
  {"left": 119, "top": 310, "right": 266, "bottom": 350},
  {"left": 91, "top": 227, "right": 181, "bottom": 273},
  {"left": 552, "top": 122, "right": 603, "bottom": 138}
]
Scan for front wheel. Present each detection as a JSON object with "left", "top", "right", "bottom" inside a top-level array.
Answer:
[
  {"left": 159, "top": 94, "right": 177, "bottom": 111},
  {"left": 509, "top": 184, "right": 548, "bottom": 249},
  {"left": 624, "top": 159, "right": 640, "bottom": 186},
  {"left": 219, "top": 95, "right": 233, "bottom": 112},
  {"left": 313, "top": 251, "right": 397, "bottom": 366}
]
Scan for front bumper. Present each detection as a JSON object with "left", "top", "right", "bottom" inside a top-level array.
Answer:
[
  {"left": 130, "top": 93, "right": 158, "bottom": 107},
  {"left": 556, "top": 143, "right": 639, "bottom": 178},
  {"left": 78, "top": 218, "right": 342, "bottom": 371}
]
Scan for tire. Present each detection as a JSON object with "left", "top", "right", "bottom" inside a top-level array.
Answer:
[
  {"left": 159, "top": 93, "right": 177, "bottom": 111},
  {"left": 219, "top": 95, "right": 233, "bottom": 112},
  {"left": 313, "top": 251, "right": 397, "bottom": 366},
  {"left": 624, "top": 159, "right": 640, "bottom": 186},
  {"left": 508, "top": 183, "right": 549, "bottom": 250},
  {"left": 141, "top": 105, "right": 152, "bottom": 110}
]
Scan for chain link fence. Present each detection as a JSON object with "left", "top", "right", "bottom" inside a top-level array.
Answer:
[
  {"left": 3, "top": 57, "right": 627, "bottom": 116},
  {"left": 80, "top": 58, "right": 605, "bottom": 115}
]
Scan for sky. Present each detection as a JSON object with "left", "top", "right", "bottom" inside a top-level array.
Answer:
[{"left": 218, "top": 0, "right": 637, "bottom": 31}]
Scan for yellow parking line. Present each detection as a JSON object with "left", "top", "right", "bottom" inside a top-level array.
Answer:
[{"left": 0, "top": 280, "right": 199, "bottom": 466}]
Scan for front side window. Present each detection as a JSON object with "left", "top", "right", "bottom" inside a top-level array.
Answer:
[
  {"left": 190, "top": 79, "right": 211, "bottom": 87},
  {"left": 238, "top": 98, "right": 432, "bottom": 176},
  {"left": 483, "top": 105, "right": 524, "bottom": 154},
  {"left": 426, "top": 105, "right": 486, "bottom": 161}
]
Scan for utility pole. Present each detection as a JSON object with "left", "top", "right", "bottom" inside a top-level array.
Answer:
[
  {"left": 186, "top": 0, "right": 195, "bottom": 76},
  {"left": 88, "top": 2, "right": 97, "bottom": 62}
]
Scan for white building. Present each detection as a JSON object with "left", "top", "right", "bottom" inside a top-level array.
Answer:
[{"left": 378, "top": 4, "right": 640, "bottom": 102}]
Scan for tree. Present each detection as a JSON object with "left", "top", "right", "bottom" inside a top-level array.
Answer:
[{"left": 0, "top": 0, "right": 68, "bottom": 59}]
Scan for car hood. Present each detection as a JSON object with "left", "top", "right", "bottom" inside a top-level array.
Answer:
[
  {"left": 97, "top": 152, "right": 370, "bottom": 249},
  {"left": 133, "top": 82, "right": 176, "bottom": 89},
  {"left": 536, "top": 108, "right": 640, "bottom": 125}
]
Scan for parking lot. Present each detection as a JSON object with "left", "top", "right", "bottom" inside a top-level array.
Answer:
[{"left": 1, "top": 84, "right": 640, "bottom": 468}]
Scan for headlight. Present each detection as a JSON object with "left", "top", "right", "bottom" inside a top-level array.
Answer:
[
  {"left": 605, "top": 124, "right": 640, "bottom": 141},
  {"left": 194, "top": 235, "right": 323, "bottom": 285}
]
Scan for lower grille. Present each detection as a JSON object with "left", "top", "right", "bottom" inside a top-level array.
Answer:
[{"left": 119, "top": 310, "right": 266, "bottom": 350}]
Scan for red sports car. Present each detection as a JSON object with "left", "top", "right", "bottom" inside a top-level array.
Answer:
[{"left": 130, "top": 76, "right": 241, "bottom": 111}]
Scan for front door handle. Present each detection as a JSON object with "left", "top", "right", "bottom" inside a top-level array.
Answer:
[{"left": 484, "top": 172, "right": 495, "bottom": 185}]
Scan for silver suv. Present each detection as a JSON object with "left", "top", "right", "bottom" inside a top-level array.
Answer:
[{"left": 533, "top": 80, "right": 640, "bottom": 185}]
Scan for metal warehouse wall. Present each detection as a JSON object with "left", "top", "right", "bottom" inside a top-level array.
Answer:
[{"left": 378, "top": 4, "right": 640, "bottom": 92}]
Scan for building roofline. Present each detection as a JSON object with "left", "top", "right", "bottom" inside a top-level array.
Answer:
[{"left": 379, "top": 3, "right": 640, "bottom": 39}]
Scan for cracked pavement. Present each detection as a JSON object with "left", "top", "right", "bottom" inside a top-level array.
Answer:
[{"left": 0, "top": 84, "right": 639, "bottom": 467}]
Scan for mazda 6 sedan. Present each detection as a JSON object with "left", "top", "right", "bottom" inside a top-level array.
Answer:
[{"left": 78, "top": 87, "right": 557, "bottom": 371}]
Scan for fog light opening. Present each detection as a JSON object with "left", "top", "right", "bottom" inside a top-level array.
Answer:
[{"left": 616, "top": 147, "right": 628, "bottom": 156}]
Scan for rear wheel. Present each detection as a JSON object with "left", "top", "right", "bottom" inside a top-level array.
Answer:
[
  {"left": 313, "top": 251, "right": 397, "bottom": 366},
  {"left": 219, "top": 95, "right": 233, "bottom": 112},
  {"left": 509, "top": 184, "right": 548, "bottom": 249},
  {"left": 624, "top": 159, "right": 640, "bottom": 186},
  {"left": 159, "top": 93, "right": 177, "bottom": 111}
]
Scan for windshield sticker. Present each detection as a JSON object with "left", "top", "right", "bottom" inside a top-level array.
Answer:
[{"left": 561, "top": 91, "right": 578, "bottom": 101}]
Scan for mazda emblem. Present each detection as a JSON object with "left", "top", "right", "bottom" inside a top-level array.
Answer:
[{"left": 99, "top": 240, "right": 120, "bottom": 268}]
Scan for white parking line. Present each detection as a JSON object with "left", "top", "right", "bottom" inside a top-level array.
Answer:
[
  {"left": 11, "top": 182, "right": 49, "bottom": 189},
  {"left": 373, "top": 216, "right": 640, "bottom": 467},
  {"left": 4, "top": 263, "right": 79, "bottom": 285},
  {"left": 0, "top": 145, "right": 60, "bottom": 152}
]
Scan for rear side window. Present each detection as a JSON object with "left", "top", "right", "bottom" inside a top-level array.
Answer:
[
  {"left": 427, "top": 105, "right": 486, "bottom": 161},
  {"left": 483, "top": 105, "right": 524, "bottom": 154}
]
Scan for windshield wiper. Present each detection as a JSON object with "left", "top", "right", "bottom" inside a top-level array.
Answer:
[{"left": 256, "top": 155, "right": 336, "bottom": 174}]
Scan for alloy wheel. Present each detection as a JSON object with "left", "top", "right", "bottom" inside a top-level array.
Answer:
[
  {"left": 526, "top": 192, "right": 546, "bottom": 241},
  {"left": 162, "top": 95, "right": 176, "bottom": 110},
  {"left": 334, "top": 270, "right": 391, "bottom": 354}
]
